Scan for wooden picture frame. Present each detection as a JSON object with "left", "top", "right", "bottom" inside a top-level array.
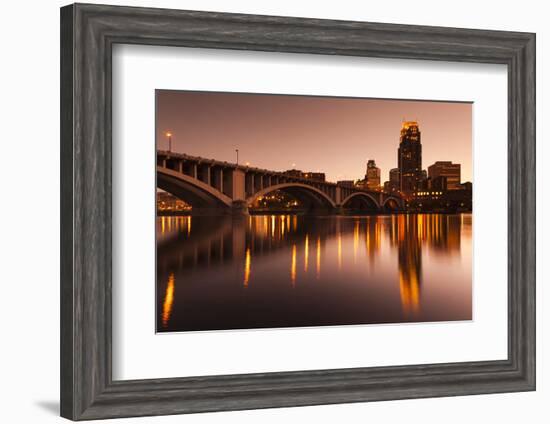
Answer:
[{"left": 60, "top": 3, "right": 535, "bottom": 420}]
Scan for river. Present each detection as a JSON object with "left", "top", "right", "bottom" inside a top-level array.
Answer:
[{"left": 157, "top": 213, "right": 472, "bottom": 332}]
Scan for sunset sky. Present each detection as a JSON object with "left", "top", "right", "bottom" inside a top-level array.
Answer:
[{"left": 156, "top": 90, "right": 472, "bottom": 183}]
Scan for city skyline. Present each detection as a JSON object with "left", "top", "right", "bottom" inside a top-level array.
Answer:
[
  {"left": 155, "top": 89, "right": 473, "bottom": 333},
  {"left": 156, "top": 90, "right": 472, "bottom": 184}
]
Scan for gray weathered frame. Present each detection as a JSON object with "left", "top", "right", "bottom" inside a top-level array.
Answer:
[{"left": 60, "top": 3, "right": 536, "bottom": 421}]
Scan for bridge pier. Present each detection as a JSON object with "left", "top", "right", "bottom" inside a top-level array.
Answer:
[
  {"left": 232, "top": 169, "right": 246, "bottom": 201},
  {"left": 335, "top": 186, "right": 342, "bottom": 204},
  {"left": 334, "top": 205, "right": 345, "bottom": 215},
  {"left": 231, "top": 200, "right": 249, "bottom": 216}
]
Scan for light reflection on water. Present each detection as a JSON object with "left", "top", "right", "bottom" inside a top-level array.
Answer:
[
  {"left": 161, "top": 272, "right": 175, "bottom": 328},
  {"left": 157, "top": 214, "right": 472, "bottom": 332}
]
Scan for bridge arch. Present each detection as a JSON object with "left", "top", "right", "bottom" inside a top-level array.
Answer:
[
  {"left": 247, "top": 183, "right": 336, "bottom": 212},
  {"left": 341, "top": 192, "right": 380, "bottom": 211},
  {"left": 157, "top": 166, "right": 232, "bottom": 213},
  {"left": 382, "top": 196, "right": 402, "bottom": 212}
]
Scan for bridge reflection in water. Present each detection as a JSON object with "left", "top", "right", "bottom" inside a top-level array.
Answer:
[{"left": 157, "top": 214, "right": 472, "bottom": 332}]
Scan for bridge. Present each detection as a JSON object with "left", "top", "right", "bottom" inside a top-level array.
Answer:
[{"left": 157, "top": 150, "right": 404, "bottom": 215}]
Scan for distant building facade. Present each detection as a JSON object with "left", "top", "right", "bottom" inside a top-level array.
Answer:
[
  {"left": 409, "top": 178, "right": 472, "bottom": 213},
  {"left": 157, "top": 191, "right": 190, "bottom": 212},
  {"left": 283, "top": 169, "right": 325, "bottom": 182},
  {"left": 337, "top": 180, "right": 355, "bottom": 188},
  {"left": 389, "top": 168, "right": 400, "bottom": 191},
  {"left": 398, "top": 121, "right": 423, "bottom": 196},
  {"left": 430, "top": 175, "right": 448, "bottom": 192},
  {"left": 418, "top": 169, "right": 429, "bottom": 191},
  {"left": 302, "top": 172, "right": 326, "bottom": 182},
  {"left": 365, "top": 159, "right": 381, "bottom": 190},
  {"left": 284, "top": 169, "right": 303, "bottom": 178},
  {"left": 428, "top": 161, "right": 461, "bottom": 190}
]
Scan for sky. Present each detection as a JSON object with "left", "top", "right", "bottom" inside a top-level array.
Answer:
[{"left": 156, "top": 90, "right": 472, "bottom": 183}]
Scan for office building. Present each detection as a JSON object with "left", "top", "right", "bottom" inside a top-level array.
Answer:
[{"left": 428, "top": 161, "right": 461, "bottom": 190}]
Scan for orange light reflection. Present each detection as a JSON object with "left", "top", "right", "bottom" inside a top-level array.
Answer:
[{"left": 161, "top": 273, "right": 175, "bottom": 328}]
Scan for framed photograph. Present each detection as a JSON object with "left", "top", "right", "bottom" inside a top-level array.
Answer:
[{"left": 60, "top": 3, "right": 535, "bottom": 420}]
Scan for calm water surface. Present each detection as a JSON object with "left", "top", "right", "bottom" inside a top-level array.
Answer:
[{"left": 157, "top": 214, "right": 472, "bottom": 332}]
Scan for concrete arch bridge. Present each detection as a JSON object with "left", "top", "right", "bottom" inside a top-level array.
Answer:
[{"left": 157, "top": 151, "right": 404, "bottom": 215}]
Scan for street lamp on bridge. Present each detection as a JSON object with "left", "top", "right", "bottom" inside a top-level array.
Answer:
[{"left": 165, "top": 131, "right": 172, "bottom": 152}]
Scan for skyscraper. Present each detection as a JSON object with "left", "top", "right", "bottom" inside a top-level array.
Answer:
[
  {"left": 366, "top": 159, "right": 381, "bottom": 190},
  {"left": 398, "top": 121, "right": 422, "bottom": 196}
]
